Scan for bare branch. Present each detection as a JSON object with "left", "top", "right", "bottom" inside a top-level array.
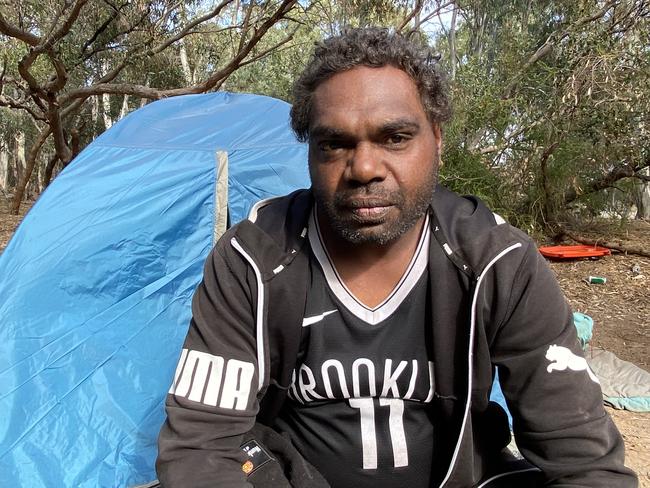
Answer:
[
  {"left": 0, "top": 94, "right": 47, "bottom": 121},
  {"left": 402, "top": 0, "right": 454, "bottom": 32},
  {"left": 563, "top": 159, "right": 650, "bottom": 205},
  {"left": 0, "top": 10, "right": 40, "bottom": 46},
  {"left": 81, "top": 4, "right": 124, "bottom": 53},
  {"left": 60, "top": 0, "right": 299, "bottom": 102},
  {"left": 396, "top": 0, "right": 424, "bottom": 32},
  {"left": 61, "top": 95, "right": 89, "bottom": 119},
  {"left": 46, "top": 94, "right": 73, "bottom": 164},
  {"left": 45, "top": 55, "right": 68, "bottom": 92},
  {"left": 235, "top": 26, "right": 298, "bottom": 68},
  {"left": 42, "top": 1, "right": 67, "bottom": 41},
  {"left": 0, "top": 57, "right": 6, "bottom": 91},
  {"left": 38, "top": 0, "right": 90, "bottom": 53},
  {"left": 151, "top": 0, "right": 234, "bottom": 55},
  {"left": 17, "top": 51, "right": 46, "bottom": 98},
  {"left": 237, "top": 0, "right": 255, "bottom": 53},
  {"left": 154, "top": 1, "right": 183, "bottom": 30},
  {"left": 562, "top": 230, "right": 650, "bottom": 258}
]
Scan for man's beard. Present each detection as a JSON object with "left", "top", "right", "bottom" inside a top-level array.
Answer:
[{"left": 313, "top": 171, "right": 437, "bottom": 246}]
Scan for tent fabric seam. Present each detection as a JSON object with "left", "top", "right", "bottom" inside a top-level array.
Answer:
[{"left": 93, "top": 142, "right": 305, "bottom": 152}]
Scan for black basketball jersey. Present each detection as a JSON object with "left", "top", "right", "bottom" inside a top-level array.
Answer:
[{"left": 275, "top": 210, "right": 435, "bottom": 488}]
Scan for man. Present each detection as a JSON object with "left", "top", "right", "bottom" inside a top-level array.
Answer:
[{"left": 157, "top": 28, "right": 637, "bottom": 487}]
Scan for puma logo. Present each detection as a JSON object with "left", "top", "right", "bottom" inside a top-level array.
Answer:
[{"left": 545, "top": 345, "right": 599, "bottom": 384}]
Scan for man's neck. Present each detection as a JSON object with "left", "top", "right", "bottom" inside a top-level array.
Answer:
[{"left": 318, "top": 213, "right": 427, "bottom": 308}]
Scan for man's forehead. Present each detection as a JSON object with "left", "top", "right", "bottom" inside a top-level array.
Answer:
[{"left": 309, "top": 65, "right": 427, "bottom": 129}]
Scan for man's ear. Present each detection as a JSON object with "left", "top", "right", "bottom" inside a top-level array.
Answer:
[{"left": 432, "top": 123, "right": 443, "bottom": 167}]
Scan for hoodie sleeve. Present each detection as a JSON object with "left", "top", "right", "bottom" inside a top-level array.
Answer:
[
  {"left": 489, "top": 239, "right": 638, "bottom": 487},
  {"left": 156, "top": 240, "right": 260, "bottom": 488}
]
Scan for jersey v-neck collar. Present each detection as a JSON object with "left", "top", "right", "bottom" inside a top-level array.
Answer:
[{"left": 308, "top": 208, "right": 430, "bottom": 325}]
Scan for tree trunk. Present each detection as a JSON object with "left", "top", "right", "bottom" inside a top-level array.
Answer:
[
  {"left": 11, "top": 128, "right": 50, "bottom": 214},
  {"left": 179, "top": 39, "right": 194, "bottom": 85},
  {"left": 101, "top": 61, "right": 113, "bottom": 129},
  {"left": 91, "top": 95, "right": 99, "bottom": 137},
  {"left": 14, "top": 132, "right": 26, "bottom": 191},
  {"left": 449, "top": 4, "right": 457, "bottom": 80},
  {"left": 102, "top": 93, "right": 112, "bottom": 130},
  {"left": 634, "top": 167, "right": 650, "bottom": 220},
  {"left": 0, "top": 141, "right": 8, "bottom": 194},
  {"left": 140, "top": 77, "right": 149, "bottom": 108},
  {"left": 119, "top": 94, "right": 129, "bottom": 120},
  {"left": 42, "top": 153, "right": 59, "bottom": 189}
]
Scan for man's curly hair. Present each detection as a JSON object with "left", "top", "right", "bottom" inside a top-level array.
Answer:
[{"left": 290, "top": 27, "right": 451, "bottom": 142}]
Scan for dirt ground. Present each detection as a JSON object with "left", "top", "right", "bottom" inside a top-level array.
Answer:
[{"left": 1, "top": 198, "right": 648, "bottom": 485}]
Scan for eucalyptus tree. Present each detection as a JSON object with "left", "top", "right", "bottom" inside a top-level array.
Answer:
[
  {"left": 437, "top": 0, "right": 650, "bottom": 230},
  {"left": 0, "top": 0, "right": 300, "bottom": 213}
]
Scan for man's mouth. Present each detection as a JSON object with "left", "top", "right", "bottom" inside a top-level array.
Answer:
[
  {"left": 351, "top": 205, "right": 391, "bottom": 218},
  {"left": 340, "top": 198, "right": 394, "bottom": 222}
]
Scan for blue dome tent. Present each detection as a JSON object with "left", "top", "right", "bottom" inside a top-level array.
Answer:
[{"left": 0, "top": 93, "right": 310, "bottom": 487}]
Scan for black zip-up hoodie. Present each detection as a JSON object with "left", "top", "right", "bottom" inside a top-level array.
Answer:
[{"left": 157, "top": 187, "right": 637, "bottom": 487}]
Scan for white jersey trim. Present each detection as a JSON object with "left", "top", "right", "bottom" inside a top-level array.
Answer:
[
  {"left": 438, "top": 241, "right": 523, "bottom": 488},
  {"left": 231, "top": 237, "right": 266, "bottom": 392},
  {"left": 308, "top": 210, "right": 430, "bottom": 326}
]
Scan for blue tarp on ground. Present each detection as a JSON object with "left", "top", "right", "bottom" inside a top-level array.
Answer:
[{"left": 0, "top": 93, "right": 309, "bottom": 487}]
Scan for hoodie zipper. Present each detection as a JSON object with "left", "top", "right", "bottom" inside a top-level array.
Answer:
[
  {"left": 230, "top": 237, "right": 267, "bottom": 393},
  {"left": 438, "top": 242, "right": 523, "bottom": 487}
]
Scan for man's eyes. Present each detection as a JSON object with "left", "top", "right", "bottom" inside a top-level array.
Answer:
[
  {"left": 317, "top": 133, "right": 412, "bottom": 152},
  {"left": 385, "top": 132, "right": 413, "bottom": 146},
  {"left": 318, "top": 140, "right": 346, "bottom": 152}
]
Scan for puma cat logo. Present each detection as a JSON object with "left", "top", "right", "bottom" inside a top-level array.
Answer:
[{"left": 545, "top": 345, "right": 599, "bottom": 384}]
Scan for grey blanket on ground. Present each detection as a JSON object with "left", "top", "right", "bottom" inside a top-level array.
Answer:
[{"left": 586, "top": 347, "right": 650, "bottom": 412}]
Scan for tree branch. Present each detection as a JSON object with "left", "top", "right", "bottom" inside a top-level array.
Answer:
[
  {"left": 81, "top": 4, "right": 123, "bottom": 53},
  {"left": 396, "top": 0, "right": 424, "bottom": 32},
  {"left": 0, "top": 11, "right": 40, "bottom": 46},
  {"left": 561, "top": 230, "right": 650, "bottom": 258},
  {"left": 47, "top": 94, "right": 73, "bottom": 164},
  {"left": 563, "top": 159, "right": 650, "bottom": 205},
  {"left": 38, "top": 0, "right": 90, "bottom": 53},
  {"left": 502, "top": 0, "right": 619, "bottom": 99},
  {"left": 0, "top": 94, "right": 46, "bottom": 121},
  {"left": 235, "top": 25, "right": 298, "bottom": 68},
  {"left": 60, "top": 0, "right": 298, "bottom": 102},
  {"left": 405, "top": 0, "right": 455, "bottom": 33},
  {"left": 45, "top": 55, "right": 68, "bottom": 92},
  {"left": 237, "top": 0, "right": 255, "bottom": 53},
  {"left": 151, "top": 0, "right": 234, "bottom": 55}
]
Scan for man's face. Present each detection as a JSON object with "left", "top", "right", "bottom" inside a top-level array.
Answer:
[{"left": 308, "top": 65, "right": 442, "bottom": 246}]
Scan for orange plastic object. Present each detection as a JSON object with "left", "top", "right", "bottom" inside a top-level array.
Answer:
[{"left": 539, "top": 245, "right": 611, "bottom": 259}]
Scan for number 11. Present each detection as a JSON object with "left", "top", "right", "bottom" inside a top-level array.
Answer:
[{"left": 348, "top": 398, "right": 408, "bottom": 469}]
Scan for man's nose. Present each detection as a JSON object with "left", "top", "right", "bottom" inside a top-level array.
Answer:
[{"left": 346, "top": 142, "right": 387, "bottom": 184}]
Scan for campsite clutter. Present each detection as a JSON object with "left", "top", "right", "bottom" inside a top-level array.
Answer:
[
  {"left": 539, "top": 244, "right": 611, "bottom": 259},
  {"left": 542, "top": 232, "right": 650, "bottom": 483},
  {"left": 586, "top": 275, "right": 607, "bottom": 284},
  {"left": 541, "top": 239, "right": 649, "bottom": 414},
  {"left": 569, "top": 311, "right": 650, "bottom": 413}
]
